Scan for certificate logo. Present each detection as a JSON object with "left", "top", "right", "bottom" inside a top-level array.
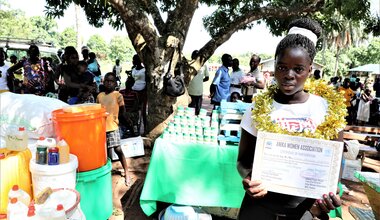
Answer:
[
  {"left": 324, "top": 148, "right": 332, "bottom": 156},
  {"left": 265, "top": 140, "right": 273, "bottom": 149}
]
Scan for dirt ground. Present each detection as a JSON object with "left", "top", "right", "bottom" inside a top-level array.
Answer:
[{"left": 107, "top": 96, "right": 377, "bottom": 220}]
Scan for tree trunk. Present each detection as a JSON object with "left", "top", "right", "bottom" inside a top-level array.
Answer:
[
  {"left": 334, "top": 47, "right": 340, "bottom": 76},
  {"left": 141, "top": 46, "right": 193, "bottom": 140}
]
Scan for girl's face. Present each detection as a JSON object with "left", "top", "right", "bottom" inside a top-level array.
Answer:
[
  {"left": 67, "top": 53, "right": 79, "bottom": 65},
  {"left": 274, "top": 47, "right": 312, "bottom": 96},
  {"left": 231, "top": 94, "right": 239, "bottom": 102},
  {"left": 104, "top": 75, "right": 117, "bottom": 92}
]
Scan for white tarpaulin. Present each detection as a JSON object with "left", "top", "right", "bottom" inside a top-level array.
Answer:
[{"left": 349, "top": 64, "right": 380, "bottom": 74}]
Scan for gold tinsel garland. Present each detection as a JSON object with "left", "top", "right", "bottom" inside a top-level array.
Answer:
[{"left": 252, "top": 79, "right": 347, "bottom": 140}]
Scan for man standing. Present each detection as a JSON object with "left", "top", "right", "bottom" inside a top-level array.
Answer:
[
  {"left": 188, "top": 50, "right": 209, "bottom": 115},
  {"left": 210, "top": 53, "right": 232, "bottom": 106},
  {"left": 241, "top": 54, "right": 265, "bottom": 103},
  {"left": 229, "top": 58, "right": 244, "bottom": 97}
]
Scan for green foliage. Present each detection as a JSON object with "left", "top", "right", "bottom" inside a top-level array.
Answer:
[
  {"left": 348, "top": 38, "right": 380, "bottom": 66},
  {"left": 87, "top": 34, "right": 109, "bottom": 59},
  {"left": 45, "top": 0, "right": 124, "bottom": 30},
  {"left": 0, "top": 9, "right": 33, "bottom": 38},
  {"left": 263, "top": 0, "right": 373, "bottom": 38},
  {"left": 315, "top": 38, "right": 380, "bottom": 77},
  {"left": 0, "top": 4, "right": 61, "bottom": 47},
  {"left": 108, "top": 35, "right": 134, "bottom": 62},
  {"left": 364, "top": 15, "right": 380, "bottom": 36},
  {"left": 315, "top": 49, "right": 350, "bottom": 77},
  {"left": 57, "top": 27, "right": 77, "bottom": 48},
  {"left": 29, "top": 16, "right": 59, "bottom": 45}
]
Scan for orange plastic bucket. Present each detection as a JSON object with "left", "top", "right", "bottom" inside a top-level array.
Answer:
[{"left": 52, "top": 107, "right": 107, "bottom": 172}]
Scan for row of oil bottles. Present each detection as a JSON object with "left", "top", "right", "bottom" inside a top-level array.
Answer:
[
  {"left": 1, "top": 185, "right": 66, "bottom": 220},
  {"left": 4, "top": 126, "right": 70, "bottom": 165}
]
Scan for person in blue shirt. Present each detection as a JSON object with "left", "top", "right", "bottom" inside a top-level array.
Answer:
[{"left": 210, "top": 53, "right": 232, "bottom": 106}]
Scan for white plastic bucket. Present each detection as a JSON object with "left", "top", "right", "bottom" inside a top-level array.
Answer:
[{"left": 29, "top": 154, "right": 78, "bottom": 198}]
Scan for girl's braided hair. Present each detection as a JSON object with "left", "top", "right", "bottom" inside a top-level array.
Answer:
[{"left": 275, "top": 18, "right": 322, "bottom": 63}]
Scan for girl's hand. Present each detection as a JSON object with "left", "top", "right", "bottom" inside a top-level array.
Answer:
[
  {"left": 242, "top": 175, "right": 267, "bottom": 198},
  {"left": 310, "top": 191, "right": 341, "bottom": 219}
]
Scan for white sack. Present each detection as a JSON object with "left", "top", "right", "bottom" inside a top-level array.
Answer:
[{"left": 0, "top": 92, "right": 68, "bottom": 139}]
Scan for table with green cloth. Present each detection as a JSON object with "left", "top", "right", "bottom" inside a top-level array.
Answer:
[{"left": 140, "top": 138, "right": 245, "bottom": 216}]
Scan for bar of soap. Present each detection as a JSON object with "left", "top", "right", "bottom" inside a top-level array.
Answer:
[{"left": 35, "top": 187, "right": 53, "bottom": 204}]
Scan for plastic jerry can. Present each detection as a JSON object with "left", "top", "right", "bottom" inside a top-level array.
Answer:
[
  {"left": 50, "top": 204, "right": 66, "bottom": 220},
  {"left": 7, "top": 198, "right": 27, "bottom": 220},
  {"left": 8, "top": 184, "right": 31, "bottom": 206},
  {"left": 5, "top": 127, "right": 28, "bottom": 151},
  {"left": 57, "top": 139, "right": 70, "bottom": 164}
]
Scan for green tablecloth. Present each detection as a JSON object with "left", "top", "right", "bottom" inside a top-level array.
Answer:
[{"left": 140, "top": 138, "right": 245, "bottom": 216}]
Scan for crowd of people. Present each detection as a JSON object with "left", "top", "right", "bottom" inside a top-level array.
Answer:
[
  {"left": 190, "top": 47, "right": 380, "bottom": 127},
  {"left": 0, "top": 45, "right": 146, "bottom": 186},
  {"left": 331, "top": 75, "right": 380, "bottom": 126}
]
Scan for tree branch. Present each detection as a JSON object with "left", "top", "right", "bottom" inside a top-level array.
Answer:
[
  {"left": 166, "top": 0, "right": 199, "bottom": 42},
  {"left": 140, "top": 0, "right": 166, "bottom": 35},
  {"left": 199, "top": 0, "right": 324, "bottom": 63},
  {"left": 107, "top": 0, "right": 159, "bottom": 53}
]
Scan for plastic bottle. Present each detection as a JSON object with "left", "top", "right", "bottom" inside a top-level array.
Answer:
[
  {"left": 36, "top": 137, "right": 56, "bottom": 165},
  {"left": 5, "top": 126, "right": 28, "bottom": 151},
  {"left": 44, "top": 138, "right": 56, "bottom": 149},
  {"left": 48, "top": 147, "right": 59, "bottom": 165},
  {"left": 50, "top": 204, "right": 66, "bottom": 220},
  {"left": 8, "top": 185, "right": 31, "bottom": 206},
  {"left": 57, "top": 138, "right": 70, "bottom": 164},
  {"left": 36, "top": 145, "right": 48, "bottom": 165},
  {"left": 7, "top": 198, "right": 28, "bottom": 220}
]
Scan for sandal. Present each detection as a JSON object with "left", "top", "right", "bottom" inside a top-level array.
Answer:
[{"left": 123, "top": 175, "right": 134, "bottom": 187}]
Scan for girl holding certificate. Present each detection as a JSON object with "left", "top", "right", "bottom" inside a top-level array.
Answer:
[{"left": 237, "top": 18, "right": 345, "bottom": 220}]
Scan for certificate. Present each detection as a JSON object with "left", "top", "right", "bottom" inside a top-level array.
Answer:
[{"left": 251, "top": 131, "right": 343, "bottom": 199}]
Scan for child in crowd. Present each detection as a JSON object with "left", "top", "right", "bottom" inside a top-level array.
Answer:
[
  {"left": 237, "top": 18, "right": 343, "bottom": 219},
  {"left": 230, "top": 92, "right": 241, "bottom": 103},
  {"left": 97, "top": 72, "right": 132, "bottom": 186},
  {"left": 119, "top": 76, "right": 140, "bottom": 138},
  {"left": 77, "top": 86, "right": 95, "bottom": 104},
  {"left": 77, "top": 61, "right": 95, "bottom": 86}
]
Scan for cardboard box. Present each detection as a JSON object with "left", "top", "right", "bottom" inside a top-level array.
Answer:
[
  {"left": 342, "top": 159, "right": 362, "bottom": 182},
  {"left": 111, "top": 136, "right": 145, "bottom": 160}
]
